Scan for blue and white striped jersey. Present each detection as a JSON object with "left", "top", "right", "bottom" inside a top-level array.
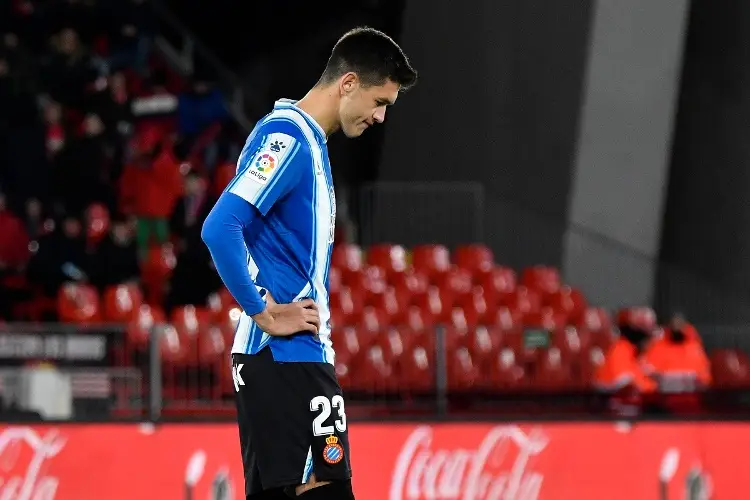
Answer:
[{"left": 227, "top": 99, "right": 336, "bottom": 364}]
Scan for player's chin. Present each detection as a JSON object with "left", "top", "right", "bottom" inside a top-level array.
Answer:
[{"left": 344, "top": 124, "right": 367, "bottom": 138}]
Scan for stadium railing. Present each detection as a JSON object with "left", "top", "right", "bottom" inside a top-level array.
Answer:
[{"left": 1, "top": 322, "right": 749, "bottom": 423}]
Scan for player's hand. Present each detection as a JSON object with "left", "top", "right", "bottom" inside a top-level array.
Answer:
[{"left": 252, "top": 294, "right": 320, "bottom": 336}]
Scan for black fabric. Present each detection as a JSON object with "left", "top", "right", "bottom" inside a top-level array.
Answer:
[{"left": 233, "top": 348, "right": 352, "bottom": 496}]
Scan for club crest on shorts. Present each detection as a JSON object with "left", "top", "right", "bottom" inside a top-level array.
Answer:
[{"left": 322, "top": 435, "right": 344, "bottom": 464}]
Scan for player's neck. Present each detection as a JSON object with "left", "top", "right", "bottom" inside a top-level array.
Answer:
[{"left": 296, "top": 87, "right": 340, "bottom": 137}]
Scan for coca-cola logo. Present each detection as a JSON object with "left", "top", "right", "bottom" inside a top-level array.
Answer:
[
  {"left": 0, "top": 427, "right": 66, "bottom": 500},
  {"left": 390, "top": 426, "right": 548, "bottom": 500}
]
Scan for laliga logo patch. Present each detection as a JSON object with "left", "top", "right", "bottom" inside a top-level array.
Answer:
[
  {"left": 245, "top": 151, "right": 278, "bottom": 185},
  {"left": 322, "top": 435, "right": 344, "bottom": 464}
]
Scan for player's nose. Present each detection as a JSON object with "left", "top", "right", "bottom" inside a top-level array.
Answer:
[{"left": 373, "top": 107, "right": 386, "bottom": 124}]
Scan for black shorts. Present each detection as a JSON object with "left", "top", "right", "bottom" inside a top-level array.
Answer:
[{"left": 232, "top": 347, "right": 352, "bottom": 495}]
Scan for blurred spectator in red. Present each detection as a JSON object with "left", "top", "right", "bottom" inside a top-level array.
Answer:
[
  {"left": 0, "top": 191, "right": 31, "bottom": 273},
  {"left": 643, "top": 313, "right": 711, "bottom": 413},
  {"left": 91, "top": 216, "right": 140, "bottom": 290},
  {"left": 119, "top": 136, "right": 182, "bottom": 261}
]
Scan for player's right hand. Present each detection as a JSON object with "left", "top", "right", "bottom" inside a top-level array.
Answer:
[{"left": 254, "top": 298, "right": 320, "bottom": 336}]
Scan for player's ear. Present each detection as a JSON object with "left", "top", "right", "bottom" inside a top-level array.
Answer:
[{"left": 339, "top": 72, "right": 358, "bottom": 96}]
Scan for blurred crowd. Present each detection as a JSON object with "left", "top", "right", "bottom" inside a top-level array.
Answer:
[{"left": 0, "top": 0, "right": 248, "bottom": 320}]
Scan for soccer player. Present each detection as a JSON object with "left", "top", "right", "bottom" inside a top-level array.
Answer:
[{"left": 201, "top": 27, "right": 417, "bottom": 499}]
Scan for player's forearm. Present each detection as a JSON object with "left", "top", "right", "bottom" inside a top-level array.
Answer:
[{"left": 201, "top": 193, "right": 267, "bottom": 316}]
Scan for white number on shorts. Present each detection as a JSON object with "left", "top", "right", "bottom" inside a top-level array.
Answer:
[{"left": 310, "top": 395, "right": 347, "bottom": 436}]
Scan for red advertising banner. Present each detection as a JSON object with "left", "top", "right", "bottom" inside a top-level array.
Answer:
[{"left": 0, "top": 421, "right": 746, "bottom": 499}]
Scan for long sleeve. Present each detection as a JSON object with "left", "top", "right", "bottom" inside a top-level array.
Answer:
[{"left": 201, "top": 192, "right": 266, "bottom": 316}]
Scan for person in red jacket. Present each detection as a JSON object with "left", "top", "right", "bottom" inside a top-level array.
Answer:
[
  {"left": 0, "top": 191, "right": 30, "bottom": 319},
  {"left": 119, "top": 134, "right": 182, "bottom": 260},
  {"left": 0, "top": 192, "right": 30, "bottom": 272}
]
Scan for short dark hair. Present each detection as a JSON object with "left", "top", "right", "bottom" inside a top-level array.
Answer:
[{"left": 318, "top": 27, "right": 417, "bottom": 90}]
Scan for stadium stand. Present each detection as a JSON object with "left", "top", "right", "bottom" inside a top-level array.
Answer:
[{"left": 0, "top": 0, "right": 747, "bottom": 422}]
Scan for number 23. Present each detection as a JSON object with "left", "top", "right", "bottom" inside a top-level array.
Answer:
[{"left": 310, "top": 395, "right": 347, "bottom": 436}]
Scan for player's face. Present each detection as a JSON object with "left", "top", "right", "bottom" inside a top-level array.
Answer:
[{"left": 338, "top": 75, "right": 399, "bottom": 138}]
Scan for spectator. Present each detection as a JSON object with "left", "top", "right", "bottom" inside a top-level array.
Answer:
[
  {"left": 26, "top": 215, "right": 90, "bottom": 297},
  {"left": 23, "top": 198, "right": 45, "bottom": 241},
  {"left": 119, "top": 136, "right": 182, "bottom": 261},
  {"left": 594, "top": 311, "right": 657, "bottom": 415},
  {"left": 0, "top": 191, "right": 31, "bottom": 274},
  {"left": 53, "top": 113, "right": 114, "bottom": 214},
  {"left": 177, "top": 75, "right": 228, "bottom": 142},
  {"left": 170, "top": 171, "right": 212, "bottom": 248},
  {"left": 42, "top": 99, "right": 66, "bottom": 159},
  {"left": 643, "top": 313, "right": 711, "bottom": 413},
  {"left": 91, "top": 217, "right": 140, "bottom": 289},
  {"left": 41, "top": 27, "right": 100, "bottom": 108},
  {"left": 106, "top": 0, "right": 154, "bottom": 75}
]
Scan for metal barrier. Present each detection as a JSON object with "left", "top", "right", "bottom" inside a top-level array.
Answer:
[{"left": 1, "top": 322, "right": 748, "bottom": 422}]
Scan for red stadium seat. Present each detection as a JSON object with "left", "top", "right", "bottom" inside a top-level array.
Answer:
[
  {"left": 575, "top": 307, "right": 611, "bottom": 331},
  {"left": 521, "top": 265, "right": 561, "bottom": 296},
  {"left": 552, "top": 326, "right": 593, "bottom": 359},
  {"left": 711, "top": 349, "right": 750, "bottom": 388},
  {"left": 453, "top": 244, "right": 494, "bottom": 275},
  {"left": 329, "top": 287, "right": 362, "bottom": 327},
  {"left": 348, "top": 266, "right": 388, "bottom": 304},
  {"left": 126, "top": 304, "right": 166, "bottom": 351},
  {"left": 198, "top": 326, "right": 226, "bottom": 365},
  {"left": 412, "top": 286, "right": 445, "bottom": 322},
  {"left": 366, "top": 244, "right": 408, "bottom": 276},
  {"left": 169, "top": 305, "right": 211, "bottom": 365},
  {"left": 207, "top": 288, "right": 237, "bottom": 324},
  {"left": 545, "top": 286, "right": 587, "bottom": 321},
  {"left": 467, "top": 325, "right": 501, "bottom": 370},
  {"left": 456, "top": 288, "right": 489, "bottom": 327},
  {"left": 141, "top": 243, "right": 177, "bottom": 305},
  {"left": 103, "top": 283, "right": 143, "bottom": 323},
  {"left": 488, "top": 348, "right": 527, "bottom": 389},
  {"left": 57, "top": 283, "right": 101, "bottom": 324},
  {"left": 329, "top": 267, "right": 343, "bottom": 295},
  {"left": 490, "top": 306, "right": 521, "bottom": 330},
  {"left": 435, "top": 267, "right": 474, "bottom": 311},
  {"left": 411, "top": 244, "right": 451, "bottom": 281},
  {"left": 368, "top": 286, "right": 400, "bottom": 323},
  {"left": 534, "top": 348, "right": 573, "bottom": 391},
  {"left": 352, "top": 345, "right": 395, "bottom": 393},
  {"left": 477, "top": 266, "right": 517, "bottom": 301},
  {"left": 398, "top": 345, "right": 435, "bottom": 392},
  {"left": 447, "top": 348, "right": 480, "bottom": 392},
  {"left": 390, "top": 270, "right": 430, "bottom": 310},
  {"left": 501, "top": 286, "right": 541, "bottom": 318},
  {"left": 523, "top": 307, "right": 565, "bottom": 330},
  {"left": 331, "top": 243, "right": 363, "bottom": 279},
  {"left": 331, "top": 327, "right": 362, "bottom": 365}
]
